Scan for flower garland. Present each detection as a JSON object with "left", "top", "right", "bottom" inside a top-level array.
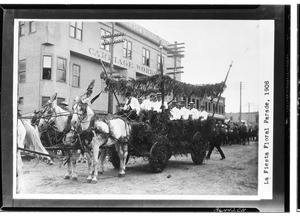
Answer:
[{"left": 105, "top": 74, "right": 225, "bottom": 100}]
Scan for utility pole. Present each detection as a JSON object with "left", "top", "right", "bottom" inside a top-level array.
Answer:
[
  {"left": 159, "top": 42, "right": 165, "bottom": 113},
  {"left": 166, "top": 41, "right": 185, "bottom": 80},
  {"left": 239, "top": 81, "right": 242, "bottom": 124},
  {"left": 101, "top": 22, "right": 125, "bottom": 114}
]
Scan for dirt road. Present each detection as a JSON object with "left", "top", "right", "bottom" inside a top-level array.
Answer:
[{"left": 20, "top": 141, "right": 258, "bottom": 196}]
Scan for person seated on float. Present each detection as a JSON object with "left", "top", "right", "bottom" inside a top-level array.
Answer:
[
  {"left": 188, "top": 101, "right": 200, "bottom": 120},
  {"left": 169, "top": 101, "right": 182, "bottom": 120},
  {"left": 119, "top": 91, "right": 140, "bottom": 121},
  {"left": 199, "top": 103, "right": 208, "bottom": 121},
  {"left": 155, "top": 92, "right": 168, "bottom": 113},
  {"left": 180, "top": 101, "right": 190, "bottom": 120},
  {"left": 138, "top": 94, "right": 152, "bottom": 122}
]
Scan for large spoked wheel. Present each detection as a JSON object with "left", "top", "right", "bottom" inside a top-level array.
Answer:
[
  {"left": 191, "top": 132, "right": 207, "bottom": 165},
  {"left": 109, "top": 148, "right": 130, "bottom": 169},
  {"left": 149, "top": 137, "right": 169, "bottom": 173}
]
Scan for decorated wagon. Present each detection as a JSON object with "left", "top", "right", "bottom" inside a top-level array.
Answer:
[{"left": 104, "top": 72, "right": 227, "bottom": 173}]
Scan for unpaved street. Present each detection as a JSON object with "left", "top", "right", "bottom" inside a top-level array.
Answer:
[{"left": 20, "top": 141, "right": 258, "bottom": 196}]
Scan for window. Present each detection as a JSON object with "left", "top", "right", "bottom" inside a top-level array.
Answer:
[
  {"left": 72, "top": 64, "right": 80, "bottom": 87},
  {"left": 42, "top": 96, "right": 50, "bottom": 107},
  {"left": 29, "top": 21, "right": 36, "bottom": 33},
  {"left": 18, "top": 97, "right": 24, "bottom": 105},
  {"left": 19, "top": 21, "right": 25, "bottom": 36},
  {"left": 70, "top": 22, "right": 82, "bottom": 40},
  {"left": 57, "top": 57, "right": 67, "bottom": 82},
  {"left": 205, "top": 101, "right": 207, "bottom": 111},
  {"left": 100, "top": 28, "right": 111, "bottom": 51},
  {"left": 123, "top": 40, "right": 132, "bottom": 59},
  {"left": 18, "top": 59, "right": 26, "bottom": 83},
  {"left": 42, "top": 56, "right": 52, "bottom": 80},
  {"left": 157, "top": 54, "right": 164, "bottom": 71},
  {"left": 142, "top": 48, "right": 150, "bottom": 66},
  {"left": 57, "top": 97, "right": 65, "bottom": 104},
  {"left": 196, "top": 100, "right": 199, "bottom": 109}
]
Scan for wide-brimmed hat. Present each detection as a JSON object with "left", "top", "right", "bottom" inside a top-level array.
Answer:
[{"left": 156, "top": 92, "right": 162, "bottom": 97}]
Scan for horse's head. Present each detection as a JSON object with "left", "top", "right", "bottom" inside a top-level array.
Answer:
[
  {"left": 70, "top": 97, "right": 93, "bottom": 131},
  {"left": 37, "top": 94, "right": 58, "bottom": 132}
]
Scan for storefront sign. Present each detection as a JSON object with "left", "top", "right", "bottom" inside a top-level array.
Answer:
[{"left": 88, "top": 48, "right": 158, "bottom": 76}]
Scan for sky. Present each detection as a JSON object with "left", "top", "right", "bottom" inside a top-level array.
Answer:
[{"left": 134, "top": 20, "right": 274, "bottom": 113}]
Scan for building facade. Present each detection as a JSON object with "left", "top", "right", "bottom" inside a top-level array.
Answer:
[
  {"left": 17, "top": 20, "right": 225, "bottom": 118},
  {"left": 225, "top": 112, "right": 259, "bottom": 128}
]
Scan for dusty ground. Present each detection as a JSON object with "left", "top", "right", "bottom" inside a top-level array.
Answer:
[{"left": 19, "top": 141, "right": 258, "bottom": 196}]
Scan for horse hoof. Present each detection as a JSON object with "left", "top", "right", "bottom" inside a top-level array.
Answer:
[
  {"left": 118, "top": 173, "right": 126, "bottom": 178},
  {"left": 91, "top": 179, "right": 97, "bottom": 184},
  {"left": 72, "top": 177, "right": 78, "bottom": 181}
]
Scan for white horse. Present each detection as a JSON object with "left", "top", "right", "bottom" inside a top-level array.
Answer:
[
  {"left": 36, "top": 94, "right": 85, "bottom": 180},
  {"left": 64, "top": 98, "right": 131, "bottom": 183},
  {"left": 17, "top": 118, "right": 52, "bottom": 193}
]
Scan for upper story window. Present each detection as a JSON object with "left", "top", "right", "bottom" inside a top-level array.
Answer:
[
  {"left": 100, "top": 28, "right": 111, "bottom": 51},
  {"left": 72, "top": 64, "right": 80, "bottom": 87},
  {"left": 70, "top": 21, "right": 83, "bottom": 40},
  {"left": 19, "top": 21, "right": 25, "bottom": 36},
  {"left": 57, "top": 57, "right": 67, "bottom": 83},
  {"left": 157, "top": 54, "right": 164, "bottom": 71},
  {"left": 123, "top": 40, "right": 132, "bottom": 59},
  {"left": 142, "top": 48, "right": 150, "bottom": 66},
  {"left": 18, "top": 59, "right": 26, "bottom": 83},
  {"left": 42, "top": 56, "right": 52, "bottom": 80},
  {"left": 29, "top": 21, "right": 36, "bottom": 33}
]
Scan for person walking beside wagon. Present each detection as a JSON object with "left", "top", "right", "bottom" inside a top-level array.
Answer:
[{"left": 206, "top": 120, "right": 226, "bottom": 160}]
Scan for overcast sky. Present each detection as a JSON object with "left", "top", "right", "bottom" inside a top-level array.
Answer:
[{"left": 134, "top": 20, "right": 274, "bottom": 113}]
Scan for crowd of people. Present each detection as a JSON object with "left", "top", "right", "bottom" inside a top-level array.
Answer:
[{"left": 118, "top": 91, "right": 209, "bottom": 122}]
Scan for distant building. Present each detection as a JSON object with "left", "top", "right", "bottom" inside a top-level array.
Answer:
[{"left": 225, "top": 112, "right": 259, "bottom": 128}]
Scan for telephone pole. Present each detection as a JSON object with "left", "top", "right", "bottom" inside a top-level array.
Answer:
[
  {"left": 239, "top": 82, "right": 242, "bottom": 124},
  {"left": 101, "top": 22, "right": 125, "bottom": 114},
  {"left": 166, "top": 41, "right": 185, "bottom": 80}
]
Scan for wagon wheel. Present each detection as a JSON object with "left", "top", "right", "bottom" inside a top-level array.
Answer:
[
  {"left": 149, "top": 139, "right": 168, "bottom": 173},
  {"left": 109, "top": 148, "right": 130, "bottom": 170},
  {"left": 191, "top": 132, "right": 207, "bottom": 165}
]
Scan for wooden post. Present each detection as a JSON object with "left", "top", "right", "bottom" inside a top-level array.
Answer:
[{"left": 212, "top": 61, "right": 233, "bottom": 118}]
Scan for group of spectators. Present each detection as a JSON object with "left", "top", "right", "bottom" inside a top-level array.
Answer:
[{"left": 118, "top": 91, "right": 208, "bottom": 122}]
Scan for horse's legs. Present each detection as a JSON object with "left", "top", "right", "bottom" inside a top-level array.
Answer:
[
  {"left": 86, "top": 152, "right": 93, "bottom": 182},
  {"left": 71, "top": 149, "right": 78, "bottom": 180},
  {"left": 91, "top": 138, "right": 100, "bottom": 183},
  {"left": 116, "top": 142, "right": 128, "bottom": 177},
  {"left": 98, "top": 148, "right": 107, "bottom": 175},
  {"left": 64, "top": 150, "right": 72, "bottom": 179}
]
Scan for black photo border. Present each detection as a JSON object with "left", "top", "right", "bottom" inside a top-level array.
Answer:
[{"left": 1, "top": 4, "right": 290, "bottom": 212}]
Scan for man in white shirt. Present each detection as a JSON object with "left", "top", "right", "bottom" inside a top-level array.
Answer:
[
  {"left": 140, "top": 95, "right": 152, "bottom": 111},
  {"left": 121, "top": 91, "right": 140, "bottom": 120},
  {"left": 189, "top": 101, "right": 200, "bottom": 120},
  {"left": 180, "top": 101, "right": 190, "bottom": 120},
  {"left": 155, "top": 92, "right": 168, "bottom": 113},
  {"left": 170, "top": 101, "right": 181, "bottom": 120},
  {"left": 199, "top": 104, "right": 208, "bottom": 121}
]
